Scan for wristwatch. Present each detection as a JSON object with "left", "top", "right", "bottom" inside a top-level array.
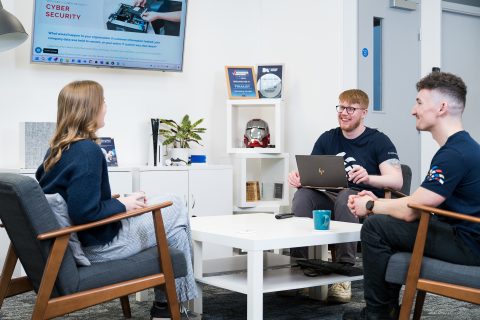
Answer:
[{"left": 366, "top": 200, "right": 375, "bottom": 214}]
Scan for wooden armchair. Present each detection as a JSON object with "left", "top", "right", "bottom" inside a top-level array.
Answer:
[
  {"left": 385, "top": 203, "right": 480, "bottom": 320},
  {"left": 0, "top": 173, "right": 187, "bottom": 319}
]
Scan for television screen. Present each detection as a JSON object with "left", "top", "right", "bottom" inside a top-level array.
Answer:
[{"left": 31, "top": 0, "right": 188, "bottom": 71}]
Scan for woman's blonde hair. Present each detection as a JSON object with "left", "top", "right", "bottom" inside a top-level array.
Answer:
[{"left": 44, "top": 80, "right": 104, "bottom": 171}]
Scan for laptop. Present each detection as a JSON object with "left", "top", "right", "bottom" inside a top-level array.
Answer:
[{"left": 295, "top": 155, "right": 348, "bottom": 190}]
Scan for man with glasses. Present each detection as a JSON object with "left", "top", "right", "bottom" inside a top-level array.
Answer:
[{"left": 288, "top": 89, "right": 403, "bottom": 303}]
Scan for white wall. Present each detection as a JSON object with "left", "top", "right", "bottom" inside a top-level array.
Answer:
[{"left": 0, "top": 0, "right": 345, "bottom": 170}]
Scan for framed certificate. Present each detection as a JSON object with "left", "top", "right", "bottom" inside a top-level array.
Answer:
[{"left": 225, "top": 66, "right": 259, "bottom": 99}]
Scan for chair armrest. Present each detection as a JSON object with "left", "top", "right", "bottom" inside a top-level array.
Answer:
[
  {"left": 384, "top": 188, "right": 407, "bottom": 199},
  {"left": 408, "top": 203, "right": 480, "bottom": 224},
  {"left": 37, "top": 201, "right": 173, "bottom": 241}
]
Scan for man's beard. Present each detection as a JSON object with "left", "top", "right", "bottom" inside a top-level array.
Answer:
[{"left": 339, "top": 116, "right": 362, "bottom": 132}]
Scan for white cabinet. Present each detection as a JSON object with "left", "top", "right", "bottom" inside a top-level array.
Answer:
[
  {"left": 135, "top": 167, "right": 189, "bottom": 208},
  {"left": 107, "top": 167, "right": 134, "bottom": 195},
  {"left": 189, "top": 167, "right": 233, "bottom": 260},
  {"left": 188, "top": 167, "right": 233, "bottom": 217},
  {"left": 134, "top": 165, "right": 233, "bottom": 260}
]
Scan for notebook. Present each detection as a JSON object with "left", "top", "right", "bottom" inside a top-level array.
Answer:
[{"left": 295, "top": 155, "right": 348, "bottom": 190}]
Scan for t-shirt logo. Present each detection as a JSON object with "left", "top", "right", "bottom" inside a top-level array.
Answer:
[
  {"left": 426, "top": 165, "right": 445, "bottom": 185},
  {"left": 337, "top": 152, "right": 357, "bottom": 173}
]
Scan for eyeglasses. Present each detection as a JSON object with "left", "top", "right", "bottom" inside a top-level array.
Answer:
[{"left": 336, "top": 105, "right": 365, "bottom": 114}]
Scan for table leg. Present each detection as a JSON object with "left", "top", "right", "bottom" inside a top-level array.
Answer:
[
  {"left": 192, "top": 240, "right": 203, "bottom": 314},
  {"left": 308, "top": 244, "right": 328, "bottom": 300},
  {"left": 247, "top": 250, "right": 263, "bottom": 320}
]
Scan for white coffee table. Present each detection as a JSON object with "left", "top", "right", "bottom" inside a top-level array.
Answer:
[{"left": 190, "top": 213, "right": 362, "bottom": 320}]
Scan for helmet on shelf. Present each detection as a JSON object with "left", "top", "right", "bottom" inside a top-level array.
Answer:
[{"left": 244, "top": 119, "right": 270, "bottom": 148}]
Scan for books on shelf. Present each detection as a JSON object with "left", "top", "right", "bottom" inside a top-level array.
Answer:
[{"left": 99, "top": 137, "right": 118, "bottom": 167}]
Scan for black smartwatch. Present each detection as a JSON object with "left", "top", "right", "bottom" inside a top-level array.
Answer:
[{"left": 366, "top": 200, "right": 375, "bottom": 214}]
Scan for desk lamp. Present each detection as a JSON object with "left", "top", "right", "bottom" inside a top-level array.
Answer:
[{"left": 0, "top": 1, "right": 28, "bottom": 52}]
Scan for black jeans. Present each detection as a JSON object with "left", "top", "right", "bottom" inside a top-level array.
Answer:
[
  {"left": 291, "top": 188, "right": 359, "bottom": 264},
  {"left": 361, "top": 214, "right": 480, "bottom": 313}
]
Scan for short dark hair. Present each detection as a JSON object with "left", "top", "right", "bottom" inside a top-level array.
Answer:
[{"left": 416, "top": 72, "right": 467, "bottom": 108}]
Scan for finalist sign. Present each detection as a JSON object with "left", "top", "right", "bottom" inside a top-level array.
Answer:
[{"left": 225, "top": 66, "right": 259, "bottom": 99}]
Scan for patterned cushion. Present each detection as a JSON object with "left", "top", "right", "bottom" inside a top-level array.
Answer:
[{"left": 45, "top": 193, "right": 91, "bottom": 266}]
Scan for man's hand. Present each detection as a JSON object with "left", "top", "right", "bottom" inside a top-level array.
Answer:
[
  {"left": 348, "top": 190, "right": 377, "bottom": 218},
  {"left": 348, "top": 165, "right": 370, "bottom": 185},
  {"left": 118, "top": 192, "right": 147, "bottom": 211},
  {"left": 288, "top": 170, "right": 302, "bottom": 188},
  {"left": 133, "top": 0, "right": 147, "bottom": 7}
]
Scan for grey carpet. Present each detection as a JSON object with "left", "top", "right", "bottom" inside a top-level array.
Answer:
[{"left": 1, "top": 281, "right": 479, "bottom": 319}]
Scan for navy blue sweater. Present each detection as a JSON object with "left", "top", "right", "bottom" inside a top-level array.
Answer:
[{"left": 36, "top": 140, "right": 126, "bottom": 247}]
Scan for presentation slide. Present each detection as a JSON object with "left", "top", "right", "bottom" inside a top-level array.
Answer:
[{"left": 31, "top": 0, "right": 187, "bottom": 71}]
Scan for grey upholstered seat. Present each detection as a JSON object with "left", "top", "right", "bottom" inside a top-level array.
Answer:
[
  {"left": 0, "top": 172, "right": 186, "bottom": 318},
  {"left": 385, "top": 203, "right": 480, "bottom": 319},
  {"left": 385, "top": 252, "right": 480, "bottom": 289}
]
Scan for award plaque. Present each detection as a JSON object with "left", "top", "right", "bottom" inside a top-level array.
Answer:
[
  {"left": 225, "top": 66, "right": 259, "bottom": 99},
  {"left": 257, "top": 65, "right": 283, "bottom": 99}
]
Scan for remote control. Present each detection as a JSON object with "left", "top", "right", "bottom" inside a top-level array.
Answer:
[{"left": 275, "top": 213, "right": 294, "bottom": 219}]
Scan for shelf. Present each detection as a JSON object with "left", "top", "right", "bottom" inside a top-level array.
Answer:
[
  {"left": 227, "top": 99, "right": 284, "bottom": 154},
  {"left": 232, "top": 153, "right": 289, "bottom": 208},
  {"left": 196, "top": 253, "right": 363, "bottom": 294}
]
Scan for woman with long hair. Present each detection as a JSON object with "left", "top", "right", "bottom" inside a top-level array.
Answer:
[{"left": 36, "top": 80, "right": 197, "bottom": 319}]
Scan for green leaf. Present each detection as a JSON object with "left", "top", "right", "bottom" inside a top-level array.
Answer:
[{"left": 157, "top": 115, "right": 206, "bottom": 148}]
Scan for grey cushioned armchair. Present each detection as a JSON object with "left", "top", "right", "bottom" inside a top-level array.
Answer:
[
  {"left": 0, "top": 173, "right": 187, "bottom": 319},
  {"left": 385, "top": 203, "right": 480, "bottom": 320}
]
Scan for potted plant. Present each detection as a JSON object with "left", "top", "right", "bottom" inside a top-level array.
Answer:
[{"left": 159, "top": 114, "right": 206, "bottom": 165}]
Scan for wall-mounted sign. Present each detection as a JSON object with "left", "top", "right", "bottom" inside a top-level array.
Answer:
[{"left": 362, "top": 48, "right": 369, "bottom": 57}]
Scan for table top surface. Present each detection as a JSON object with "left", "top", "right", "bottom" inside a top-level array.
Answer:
[{"left": 190, "top": 213, "right": 362, "bottom": 251}]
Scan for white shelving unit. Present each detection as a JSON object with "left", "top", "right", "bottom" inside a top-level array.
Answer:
[
  {"left": 227, "top": 98, "right": 289, "bottom": 213},
  {"left": 227, "top": 99, "right": 284, "bottom": 154}
]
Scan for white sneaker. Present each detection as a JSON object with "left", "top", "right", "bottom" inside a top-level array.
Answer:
[{"left": 327, "top": 281, "right": 351, "bottom": 303}]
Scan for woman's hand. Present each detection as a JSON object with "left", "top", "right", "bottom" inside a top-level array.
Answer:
[{"left": 118, "top": 192, "right": 147, "bottom": 211}]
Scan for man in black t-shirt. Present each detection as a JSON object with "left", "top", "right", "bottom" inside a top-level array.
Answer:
[
  {"left": 288, "top": 89, "right": 403, "bottom": 303},
  {"left": 344, "top": 72, "right": 480, "bottom": 320}
]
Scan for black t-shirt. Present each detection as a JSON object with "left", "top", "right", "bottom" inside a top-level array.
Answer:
[
  {"left": 311, "top": 127, "right": 399, "bottom": 196},
  {"left": 420, "top": 131, "right": 480, "bottom": 256}
]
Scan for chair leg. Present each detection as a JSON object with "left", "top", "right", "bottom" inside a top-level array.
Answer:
[
  {"left": 412, "top": 290, "right": 426, "bottom": 320},
  {"left": 120, "top": 296, "right": 132, "bottom": 318},
  {"left": 0, "top": 244, "right": 19, "bottom": 309}
]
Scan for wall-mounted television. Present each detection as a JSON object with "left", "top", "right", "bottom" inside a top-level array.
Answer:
[{"left": 31, "top": 0, "right": 188, "bottom": 71}]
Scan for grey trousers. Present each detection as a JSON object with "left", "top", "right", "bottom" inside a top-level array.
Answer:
[
  {"left": 84, "top": 195, "right": 197, "bottom": 303},
  {"left": 291, "top": 188, "right": 359, "bottom": 265}
]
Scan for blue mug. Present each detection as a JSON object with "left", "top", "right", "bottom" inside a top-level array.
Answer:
[{"left": 313, "top": 210, "right": 331, "bottom": 230}]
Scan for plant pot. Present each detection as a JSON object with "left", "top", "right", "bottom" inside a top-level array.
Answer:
[{"left": 168, "top": 148, "right": 189, "bottom": 166}]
